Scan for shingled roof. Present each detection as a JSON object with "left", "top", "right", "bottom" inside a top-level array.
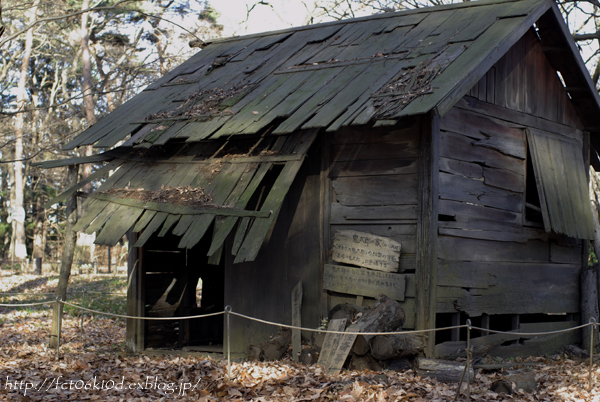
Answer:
[
  {"left": 60, "top": 0, "right": 600, "bottom": 150},
  {"left": 38, "top": 0, "right": 600, "bottom": 261}
]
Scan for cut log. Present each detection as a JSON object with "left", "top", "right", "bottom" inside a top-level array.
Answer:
[
  {"left": 261, "top": 330, "right": 291, "bottom": 361},
  {"left": 434, "top": 341, "right": 467, "bottom": 360},
  {"left": 417, "top": 358, "right": 473, "bottom": 383},
  {"left": 352, "top": 335, "right": 370, "bottom": 356},
  {"left": 348, "top": 354, "right": 384, "bottom": 372},
  {"left": 384, "top": 357, "right": 414, "bottom": 371},
  {"left": 299, "top": 347, "right": 318, "bottom": 365},
  {"left": 329, "top": 303, "right": 360, "bottom": 328},
  {"left": 346, "top": 295, "right": 406, "bottom": 348},
  {"left": 370, "top": 332, "right": 427, "bottom": 360}
]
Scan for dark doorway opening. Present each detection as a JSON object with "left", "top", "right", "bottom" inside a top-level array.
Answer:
[{"left": 142, "top": 231, "right": 224, "bottom": 351}]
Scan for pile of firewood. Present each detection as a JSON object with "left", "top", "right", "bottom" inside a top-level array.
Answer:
[
  {"left": 248, "top": 296, "right": 426, "bottom": 372},
  {"left": 317, "top": 295, "right": 426, "bottom": 371}
]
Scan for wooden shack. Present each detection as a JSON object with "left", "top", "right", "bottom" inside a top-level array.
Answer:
[{"left": 38, "top": 0, "right": 600, "bottom": 358}]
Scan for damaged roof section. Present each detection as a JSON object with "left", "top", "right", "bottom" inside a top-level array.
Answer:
[
  {"left": 63, "top": 0, "right": 556, "bottom": 150},
  {"left": 54, "top": 129, "right": 317, "bottom": 263}
]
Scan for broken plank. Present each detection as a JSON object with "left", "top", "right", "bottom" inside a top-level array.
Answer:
[
  {"left": 134, "top": 212, "right": 169, "bottom": 247},
  {"left": 439, "top": 172, "right": 522, "bottom": 212},
  {"left": 207, "top": 162, "right": 272, "bottom": 256},
  {"left": 72, "top": 199, "right": 108, "bottom": 232},
  {"left": 95, "top": 206, "right": 144, "bottom": 246},
  {"left": 133, "top": 210, "right": 158, "bottom": 233}
]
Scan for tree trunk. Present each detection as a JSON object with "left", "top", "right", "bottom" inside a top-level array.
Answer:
[
  {"left": 589, "top": 168, "right": 600, "bottom": 262},
  {"left": 49, "top": 165, "right": 79, "bottom": 348},
  {"left": 9, "top": 0, "right": 40, "bottom": 262},
  {"left": 31, "top": 175, "right": 46, "bottom": 263}
]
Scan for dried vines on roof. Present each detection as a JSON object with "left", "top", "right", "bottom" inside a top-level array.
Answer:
[
  {"left": 146, "top": 84, "right": 255, "bottom": 122},
  {"left": 372, "top": 60, "right": 440, "bottom": 118}
]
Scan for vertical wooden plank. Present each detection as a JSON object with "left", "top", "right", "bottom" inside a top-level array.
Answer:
[
  {"left": 291, "top": 281, "right": 303, "bottom": 363},
  {"left": 416, "top": 112, "right": 439, "bottom": 357},
  {"left": 477, "top": 73, "right": 487, "bottom": 102},
  {"left": 450, "top": 313, "right": 460, "bottom": 341},
  {"left": 126, "top": 230, "right": 144, "bottom": 352},
  {"left": 486, "top": 67, "right": 495, "bottom": 104},
  {"left": 320, "top": 134, "right": 332, "bottom": 318},
  {"left": 481, "top": 314, "right": 490, "bottom": 336}
]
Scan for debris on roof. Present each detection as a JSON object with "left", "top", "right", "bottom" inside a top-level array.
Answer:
[{"left": 100, "top": 185, "right": 214, "bottom": 207}]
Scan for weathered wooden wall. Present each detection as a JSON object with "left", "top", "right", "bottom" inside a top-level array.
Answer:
[
  {"left": 437, "top": 29, "right": 585, "bottom": 319},
  {"left": 224, "top": 140, "right": 322, "bottom": 355},
  {"left": 325, "top": 119, "right": 422, "bottom": 328}
]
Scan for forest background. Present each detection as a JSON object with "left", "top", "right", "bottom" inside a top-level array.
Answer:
[{"left": 1, "top": 0, "right": 599, "bottom": 268}]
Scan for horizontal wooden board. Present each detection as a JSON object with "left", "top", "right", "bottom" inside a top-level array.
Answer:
[
  {"left": 454, "top": 95, "right": 584, "bottom": 141},
  {"left": 437, "top": 236, "right": 549, "bottom": 263},
  {"left": 331, "top": 158, "right": 418, "bottom": 177},
  {"left": 482, "top": 166, "right": 524, "bottom": 192},
  {"left": 437, "top": 259, "right": 579, "bottom": 289},
  {"left": 333, "top": 175, "right": 418, "bottom": 206},
  {"left": 331, "top": 224, "right": 416, "bottom": 255},
  {"left": 438, "top": 227, "right": 529, "bottom": 243},
  {"left": 550, "top": 242, "right": 582, "bottom": 264},
  {"left": 332, "top": 120, "right": 419, "bottom": 142},
  {"left": 439, "top": 172, "right": 522, "bottom": 212},
  {"left": 438, "top": 218, "right": 522, "bottom": 234},
  {"left": 332, "top": 140, "right": 419, "bottom": 161},
  {"left": 323, "top": 264, "right": 406, "bottom": 300},
  {"left": 440, "top": 131, "right": 525, "bottom": 175},
  {"left": 438, "top": 199, "right": 521, "bottom": 224},
  {"left": 332, "top": 230, "right": 402, "bottom": 272},
  {"left": 439, "top": 157, "right": 483, "bottom": 179},
  {"left": 441, "top": 106, "right": 525, "bottom": 143},
  {"left": 453, "top": 289, "right": 579, "bottom": 316},
  {"left": 488, "top": 326, "right": 580, "bottom": 358},
  {"left": 331, "top": 204, "right": 418, "bottom": 223}
]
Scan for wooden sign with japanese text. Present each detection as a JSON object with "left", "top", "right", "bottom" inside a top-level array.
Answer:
[
  {"left": 323, "top": 264, "right": 406, "bottom": 301},
  {"left": 332, "top": 230, "right": 401, "bottom": 272}
]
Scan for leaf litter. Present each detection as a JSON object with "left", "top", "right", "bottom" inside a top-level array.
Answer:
[{"left": 1, "top": 274, "right": 599, "bottom": 401}]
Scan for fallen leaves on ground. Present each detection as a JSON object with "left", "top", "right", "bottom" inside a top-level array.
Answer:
[{"left": 1, "top": 275, "right": 600, "bottom": 401}]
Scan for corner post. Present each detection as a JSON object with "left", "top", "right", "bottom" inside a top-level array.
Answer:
[
  {"left": 416, "top": 112, "right": 440, "bottom": 357},
  {"left": 126, "top": 230, "right": 144, "bottom": 353}
]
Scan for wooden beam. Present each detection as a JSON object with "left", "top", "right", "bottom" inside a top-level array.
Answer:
[
  {"left": 126, "top": 230, "right": 144, "bottom": 353},
  {"left": 320, "top": 134, "right": 332, "bottom": 318},
  {"left": 87, "top": 193, "right": 272, "bottom": 218},
  {"left": 451, "top": 313, "right": 460, "bottom": 341},
  {"left": 416, "top": 112, "right": 440, "bottom": 357}
]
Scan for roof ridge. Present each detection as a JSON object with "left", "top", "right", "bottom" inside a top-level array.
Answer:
[{"left": 204, "top": 0, "right": 539, "bottom": 46}]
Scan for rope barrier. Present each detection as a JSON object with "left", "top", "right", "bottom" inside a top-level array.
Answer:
[
  {"left": 229, "top": 311, "right": 468, "bottom": 336},
  {"left": 1, "top": 299, "right": 597, "bottom": 340},
  {"left": 469, "top": 322, "right": 594, "bottom": 337},
  {"left": 0, "top": 301, "right": 55, "bottom": 307},
  {"left": 1, "top": 298, "right": 598, "bottom": 399},
  {"left": 0, "top": 290, "right": 125, "bottom": 296},
  {"left": 60, "top": 300, "right": 225, "bottom": 321}
]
